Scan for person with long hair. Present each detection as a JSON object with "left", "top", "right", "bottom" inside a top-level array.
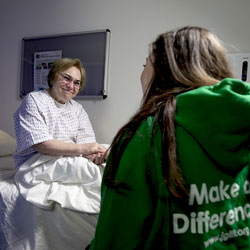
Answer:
[{"left": 90, "top": 26, "right": 250, "bottom": 249}]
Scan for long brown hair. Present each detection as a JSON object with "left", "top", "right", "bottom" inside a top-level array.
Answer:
[{"left": 104, "top": 26, "right": 233, "bottom": 198}]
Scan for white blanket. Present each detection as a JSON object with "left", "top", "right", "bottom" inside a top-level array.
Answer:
[
  {"left": 14, "top": 153, "right": 104, "bottom": 213},
  {"left": 0, "top": 170, "right": 99, "bottom": 250}
]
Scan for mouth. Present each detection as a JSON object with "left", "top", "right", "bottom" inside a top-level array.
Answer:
[{"left": 62, "top": 88, "right": 74, "bottom": 94}]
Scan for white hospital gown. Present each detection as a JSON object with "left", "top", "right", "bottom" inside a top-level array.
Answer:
[{"left": 13, "top": 89, "right": 96, "bottom": 168}]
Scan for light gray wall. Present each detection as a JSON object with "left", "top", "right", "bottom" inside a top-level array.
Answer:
[{"left": 1, "top": 0, "right": 250, "bottom": 143}]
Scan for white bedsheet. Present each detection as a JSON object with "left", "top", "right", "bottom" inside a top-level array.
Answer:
[
  {"left": 0, "top": 167, "right": 99, "bottom": 250},
  {"left": 14, "top": 153, "right": 104, "bottom": 213}
]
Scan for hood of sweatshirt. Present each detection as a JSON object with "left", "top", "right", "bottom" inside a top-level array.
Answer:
[{"left": 175, "top": 78, "right": 250, "bottom": 174}]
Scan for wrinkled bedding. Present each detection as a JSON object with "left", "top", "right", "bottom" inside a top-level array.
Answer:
[
  {"left": 0, "top": 154, "right": 104, "bottom": 250},
  {"left": 15, "top": 153, "right": 104, "bottom": 213}
]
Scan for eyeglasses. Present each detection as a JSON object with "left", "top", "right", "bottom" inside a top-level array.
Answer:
[{"left": 58, "top": 72, "right": 82, "bottom": 89}]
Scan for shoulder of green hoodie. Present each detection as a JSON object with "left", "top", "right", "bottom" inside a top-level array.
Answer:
[{"left": 176, "top": 77, "right": 250, "bottom": 172}]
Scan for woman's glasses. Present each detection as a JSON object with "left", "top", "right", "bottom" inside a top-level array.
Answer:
[{"left": 58, "top": 73, "right": 82, "bottom": 89}]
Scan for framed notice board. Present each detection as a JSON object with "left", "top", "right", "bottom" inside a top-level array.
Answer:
[{"left": 20, "top": 29, "right": 110, "bottom": 99}]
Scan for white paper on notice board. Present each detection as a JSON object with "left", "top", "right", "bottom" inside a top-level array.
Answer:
[{"left": 33, "top": 50, "right": 62, "bottom": 91}]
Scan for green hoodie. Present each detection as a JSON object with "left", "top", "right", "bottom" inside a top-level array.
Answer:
[{"left": 91, "top": 78, "right": 250, "bottom": 250}]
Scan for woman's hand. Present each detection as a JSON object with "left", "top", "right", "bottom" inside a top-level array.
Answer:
[
  {"left": 84, "top": 144, "right": 109, "bottom": 165},
  {"left": 80, "top": 143, "right": 106, "bottom": 156}
]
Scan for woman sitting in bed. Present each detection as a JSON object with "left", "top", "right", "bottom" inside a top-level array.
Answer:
[
  {"left": 14, "top": 57, "right": 106, "bottom": 167},
  {"left": 13, "top": 58, "right": 107, "bottom": 213}
]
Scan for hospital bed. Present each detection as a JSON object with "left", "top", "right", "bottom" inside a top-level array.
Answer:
[{"left": 0, "top": 130, "right": 101, "bottom": 250}]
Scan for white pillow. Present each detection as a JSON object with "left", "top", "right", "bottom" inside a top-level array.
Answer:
[{"left": 0, "top": 130, "right": 17, "bottom": 156}]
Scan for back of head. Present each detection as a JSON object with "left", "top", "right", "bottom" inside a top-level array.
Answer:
[{"left": 144, "top": 26, "right": 233, "bottom": 102}]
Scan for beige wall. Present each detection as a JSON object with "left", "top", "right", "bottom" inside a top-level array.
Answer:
[{"left": 1, "top": 0, "right": 250, "bottom": 143}]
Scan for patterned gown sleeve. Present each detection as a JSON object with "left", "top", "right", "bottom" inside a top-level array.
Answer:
[{"left": 14, "top": 93, "right": 53, "bottom": 155}]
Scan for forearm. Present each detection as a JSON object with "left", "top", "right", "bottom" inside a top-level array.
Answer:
[{"left": 33, "top": 140, "right": 103, "bottom": 157}]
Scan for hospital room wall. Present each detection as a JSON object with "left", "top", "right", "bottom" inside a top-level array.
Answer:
[{"left": 0, "top": 0, "right": 250, "bottom": 144}]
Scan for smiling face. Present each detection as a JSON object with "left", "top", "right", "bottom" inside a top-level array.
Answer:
[{"left": 49, "top": 66, "right": 81, "bottom": 104}]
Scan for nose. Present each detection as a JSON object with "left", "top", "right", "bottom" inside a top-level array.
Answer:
[{"left": 65, "top": 80, "right": 74, "bottom": 88}]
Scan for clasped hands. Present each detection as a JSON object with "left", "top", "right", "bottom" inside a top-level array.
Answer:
[{"left": 83, "top": 142, "right": 109, "bottom": 165}]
